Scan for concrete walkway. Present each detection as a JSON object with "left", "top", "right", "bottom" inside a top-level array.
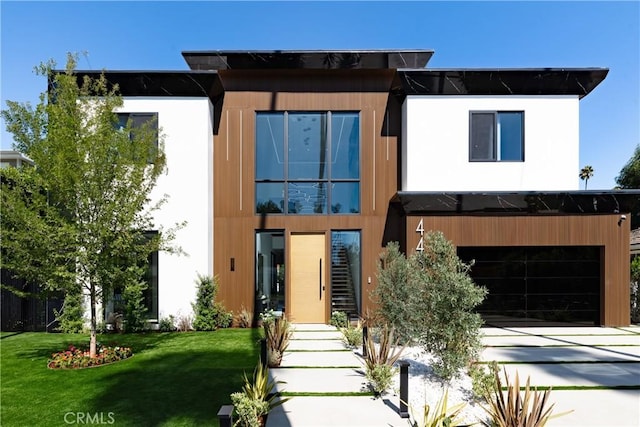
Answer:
[
  {"left": 267, "top": 324, "right": 640, "bottom": 426},
  {"left": 267, "top": 324, "right": 406, "bottom": 427},
  {"left": 481, "top": 327, "right": 640, "bottom": 426}
]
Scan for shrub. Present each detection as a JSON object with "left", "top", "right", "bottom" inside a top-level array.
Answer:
[
  {"left": 158, "top": 315, "right": 176, "bottom": 332},
  {"left": 55, "top": 285, "right": 85, "bottom": 333},
  {"left": 330, "top": 311, "right": 348, "bottom": 328},
  {"left": 122, "top": 281, "right": 149, "bottom": 333},
  {"left": 192, "top": 274, "right": 233, "bottom": 331},
  {"left": 366, "top": 363, "right": 396, "bottom": 396},
  {"left": 230, "top": 392, "right": 269, "bottom": 427},
  {"left": 468, "top": 361, "right": 499, "bottom": 401},
  {"left": 373, "top": 234, "right": 487, "bottom": 380},
  {"left": 48, "top": 344, "right": 132, "bottom": 369},
  {"left": 341, "top": 324, "right": 363, "bottom": 348}
]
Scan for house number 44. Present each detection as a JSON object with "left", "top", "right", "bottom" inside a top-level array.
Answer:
[{"left": 416, "top": 218, "right": 424, "bottom": 252}]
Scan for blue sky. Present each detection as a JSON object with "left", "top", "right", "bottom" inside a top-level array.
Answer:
[{"left": 1, "top": 1, "right": 638, "bottom": 189}]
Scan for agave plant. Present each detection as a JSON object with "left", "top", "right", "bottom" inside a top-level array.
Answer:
[
  {"left": 481, "top": 368, "right": 570, "bottom": 427},
  {"left": 408, "top": 389, "right": 466, "bottom": 427},
  {"left": 241, "top": 361, "right": 291, "bottom": 412},
  {"left": 232, "top": 361, "right": 291, "bottom": 427},
  {"left": 263, "top": 315, "right": 292, "bottom": 367}
]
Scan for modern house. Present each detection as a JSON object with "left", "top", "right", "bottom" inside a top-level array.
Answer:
[{"left": 59, "top": 50, "right": 638, "bottom": 327}]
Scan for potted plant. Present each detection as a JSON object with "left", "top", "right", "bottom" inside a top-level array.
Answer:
[
  {"left": 231, "top": 362, "right": 291, "bottom": 427},
  {"left": 263, "top": 314, "right": 292, "bottom": 367}
]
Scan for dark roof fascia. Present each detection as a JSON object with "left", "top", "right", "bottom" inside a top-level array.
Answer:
[
  {"left": 55, "top": 70, "right": 222, "bottom": 101},
  {"left": 395, "top": 68, "right": 609, "bottom": 99},
  {"left": 182, "top": 50, "right": 434, "bottom": 71},
  {"left": 392, "top": 191, "right": 640, "bottom": 216}
]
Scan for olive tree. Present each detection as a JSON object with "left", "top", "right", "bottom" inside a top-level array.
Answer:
[{"left": 373, "top": 232, "right": 487, "bottom": 379}]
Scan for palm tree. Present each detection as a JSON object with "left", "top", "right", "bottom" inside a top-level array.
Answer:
[{"left": 579, "top": 165, "right": 594, "bottom": 190}]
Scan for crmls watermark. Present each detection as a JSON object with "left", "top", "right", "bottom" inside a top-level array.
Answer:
[{"left": 63, "top": 412, "right": 115, "bottom": 425}]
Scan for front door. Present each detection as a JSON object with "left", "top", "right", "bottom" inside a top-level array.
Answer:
[{"left": 289, "top": 233, "right": 326, "bottom": 323}]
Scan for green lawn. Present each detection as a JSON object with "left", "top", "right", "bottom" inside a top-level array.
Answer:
[{"left": 1, "top": 329, "right": 261, "bottom": 426}]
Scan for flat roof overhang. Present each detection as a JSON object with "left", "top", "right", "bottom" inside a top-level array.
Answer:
[
  {"left": 395, "top": 68, "right": 609, "bottom": 99},
  {"left": 182, "top": 49, "right": 434, "bottom": 70},
  {"left": 392, "top": 191, "right": 640, "bottom": 215},
  {"left": 62, "top": 70, "right": 223, "bottom": 101}
]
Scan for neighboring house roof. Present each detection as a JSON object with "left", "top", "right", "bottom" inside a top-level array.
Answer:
[
  {"left": 631, "top": 228, "right": 640, "bottom": 255},
  {"left": 0, "top": 150, "right": 33, "bottom": 168}
]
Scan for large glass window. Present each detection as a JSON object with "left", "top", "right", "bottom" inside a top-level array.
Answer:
[
  {"left": 255, "top": 112, "right": 360, "bottom": 215},
  {"left": 143, "top": 231, "right": 159, "bottom": 321},
  {"left": 256, "top": 231, "right": 285, "bottom": 314},
  {"left": 107, "top": 231, "right": 159, "bottom": 323},
  {"left": 470, "top": 111, "right": 523, "bottom": 162}
]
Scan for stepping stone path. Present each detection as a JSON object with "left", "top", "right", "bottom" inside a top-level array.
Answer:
[{"left": 267, "top": 324, "right": 407, "bottom": 426}]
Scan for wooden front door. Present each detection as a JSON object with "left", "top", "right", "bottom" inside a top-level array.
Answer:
[{"left": 289, "top": 233, "right": 326, "bottom": 323}]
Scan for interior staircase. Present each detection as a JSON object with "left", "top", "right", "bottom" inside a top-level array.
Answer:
[{"left": 330, "top": 241, "right": 359, "bottom": 317}]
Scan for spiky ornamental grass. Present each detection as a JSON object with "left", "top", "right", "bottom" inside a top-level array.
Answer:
[
  {"left": 363, "top": 324, "right": 405, "bottom": 395},
  {"left": 480, "top": 368, "right": 570, "bottom": 427},
  {"left": 263, "top": 315, "right": 292, "bottom": 367}
]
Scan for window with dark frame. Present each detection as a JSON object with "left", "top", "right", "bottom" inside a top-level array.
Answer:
[
  {"left": 255, "top": 111, "right": 360, "bottom": 215},
  {"left": 470, "top": 111, "right": 524, "bottom": 162},
  {"left": 116, "top": 113, "right": 159, "bottom": 163},
  {"left": 143, "top": 231, "right": 159, "bottom": 322},
  {"left": 108, "top": 230, "right": 159, "bottom": 322}
]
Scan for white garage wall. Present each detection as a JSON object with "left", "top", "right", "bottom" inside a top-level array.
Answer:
[
  {"left": 119, "top": 97, "right": 214, "bottom": 321},
  {"left": 402, "top": 95, "right": 580, "bottom": 191}
]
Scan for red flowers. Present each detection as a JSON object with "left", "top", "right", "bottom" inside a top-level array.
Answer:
[{"left": 47, "top": 344, "right": 132, "bottom": 369}]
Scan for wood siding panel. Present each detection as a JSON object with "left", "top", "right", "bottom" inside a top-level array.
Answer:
[
  {"left": 213, "top": 71, "right": 399, "bottom": 320},
  {"left": 405, "top": 215, "right": 631, "bottom": 326}
]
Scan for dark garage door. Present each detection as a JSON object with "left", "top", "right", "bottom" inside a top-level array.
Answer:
[{"left": 457, "top": 246, "right": 601, "bottom": 326}]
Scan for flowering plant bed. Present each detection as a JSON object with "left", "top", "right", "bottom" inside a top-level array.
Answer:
[{"left": 47, "top": 344, "right": 133, "bottom": 369}]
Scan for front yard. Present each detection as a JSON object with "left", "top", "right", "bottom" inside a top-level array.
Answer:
[{"left": 0, "top": 329, "right": 260, "bottom": 426}]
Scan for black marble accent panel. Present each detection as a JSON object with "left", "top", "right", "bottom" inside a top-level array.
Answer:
[
  {"left": 182, "top": 50, "right": 434, "bottom": 71},
  {"left": 393, "top": 191, "right": 640, "bottom": 216},
  {"left": 396, "top": 69, "right": 608, "bottom": 99},
  {"left": 61, "top": 71, "right": 222, "bottom": 100}
]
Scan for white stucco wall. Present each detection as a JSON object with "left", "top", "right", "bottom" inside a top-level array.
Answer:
[
  {"left": 402, "top": 95, "right": 580, "bottom": 191},
  {"left": 119, "top": 97, "right": 214, "bottom": 321}
]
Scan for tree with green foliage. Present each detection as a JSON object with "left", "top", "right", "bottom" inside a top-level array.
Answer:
[
  {"left": 373, "top": 233, "right": 487, "bottom": 380},
  {"left": 1, "top": 53, "right": 177, "bottom": 356},
  {"left": 192, "top": 274, "right": 233, "bottom": 330},
  {"left": 579, "top": 165, "right": 594, "bottom": 190},
  {"left": 616, "top": 145, "right": 640, "bottom": 189}
]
